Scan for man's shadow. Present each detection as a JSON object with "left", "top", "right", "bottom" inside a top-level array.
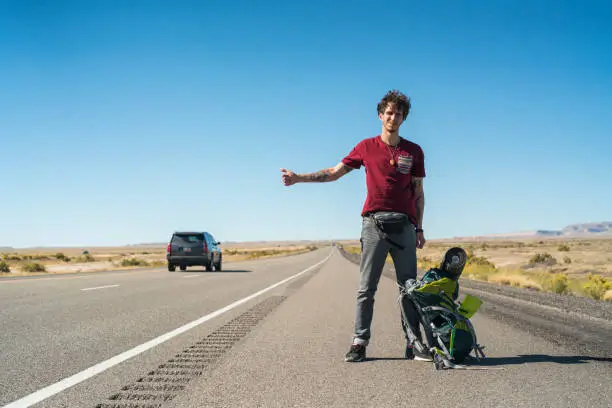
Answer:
[{"left": 469, "top": 354, "right": 612, "bottom": 366}]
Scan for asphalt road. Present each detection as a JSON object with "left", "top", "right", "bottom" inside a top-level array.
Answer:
[{"left": 1, "top": 246, "right": 610, "bottom": 408}]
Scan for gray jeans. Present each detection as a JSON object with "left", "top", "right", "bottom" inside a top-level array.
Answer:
[{"left": 352, "top": 213, "right": 421, "bottom": 346}]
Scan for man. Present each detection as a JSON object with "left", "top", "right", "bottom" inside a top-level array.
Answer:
[{"left": 280, "top": 89, "right": 428, "bottom": 362}]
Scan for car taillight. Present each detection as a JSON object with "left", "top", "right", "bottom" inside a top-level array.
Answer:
[
  {"left": 166, "top": 244, "right": 171, "bottom": 254},
  {"left": 203, "top": 242, "right": 208, "bottom": 252}
]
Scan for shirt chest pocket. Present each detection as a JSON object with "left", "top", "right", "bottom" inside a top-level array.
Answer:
[{"left": 396, "top": 154, "right": 414, "bottom": 175}]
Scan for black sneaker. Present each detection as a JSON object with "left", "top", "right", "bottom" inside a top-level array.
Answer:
[{"left": 345, "top": 344, "right": 366, "bottom": 362}]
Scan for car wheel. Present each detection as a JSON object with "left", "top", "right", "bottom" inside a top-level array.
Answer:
[
  {"left": 168, "top": 264, "right": 176, "bottom": 272},
  {"left": 206, "top": 259, "right": 213, "bottom": 271},
  {"left": 180, "top": 265, "right": 187, "bottom": 271},
  {"left": 215, "top": 258, "right": 222, "bottom": 271}
]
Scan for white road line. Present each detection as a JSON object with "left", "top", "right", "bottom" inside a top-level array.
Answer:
[
  {"left": 1, "top": 275, "right": 95, "bottom": 284},
  {"left": 183, "top": 275, "right": 200, "bottom": 278},
  {"left": 2, "top": 249, "right": 333, "bottom": 408},
  {"left": 81, "top": 285, "right": 120, "bottom": 291}
]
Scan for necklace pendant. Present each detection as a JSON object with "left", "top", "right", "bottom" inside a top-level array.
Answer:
[{"left": 390, "top": 159, "right": 395, "bottom": 166}]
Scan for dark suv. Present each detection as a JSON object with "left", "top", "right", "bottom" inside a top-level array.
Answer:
[{"left": 166, "top": 231, "right": 222, "bottom": 272}]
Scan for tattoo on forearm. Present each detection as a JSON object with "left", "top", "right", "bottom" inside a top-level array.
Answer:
[
  {"left": 300, "top": 168, "right": 334, "bottom": 182},
  {"left": 299, "top": 164, "right": 354, "bottom": 182}
]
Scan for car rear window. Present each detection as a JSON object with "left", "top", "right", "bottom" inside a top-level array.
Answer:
[{"left": 173, "top": 233, "right": 204, "bottom": 244}]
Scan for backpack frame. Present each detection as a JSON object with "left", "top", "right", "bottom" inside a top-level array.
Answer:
[{"left": 399, "top": 285, "right": 487, "bottom": 370}]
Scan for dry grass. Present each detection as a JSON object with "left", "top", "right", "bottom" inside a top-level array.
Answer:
[
  {"left": 419, "top": 237, "right": 612, "bottom": 278},
  {"left": 340, "top": 236, "right": 612, "bottom": 301},
  {"left": 222, "top": 245, "right": 318, "bottom": 260},
  {"left": 487, "top": 273, "right": 543, "bottom": 291},
  {"left": 0, "top": 243, "right": 320, "bottom": 277}
]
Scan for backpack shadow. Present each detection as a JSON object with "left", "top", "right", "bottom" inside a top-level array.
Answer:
[{"left": 468, "top": 354, "right": 612, "bottom": 366}]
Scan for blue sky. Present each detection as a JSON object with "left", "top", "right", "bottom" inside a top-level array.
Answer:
[{"left": 1, "top": 0, "right": 611, "bottom": 247}]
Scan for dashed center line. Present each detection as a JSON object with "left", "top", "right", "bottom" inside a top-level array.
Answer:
[
  {"left": 183, "top": 275, "right": 200, "bottom": 278},
  {"left": 81, "top": 285, "right": 120, "bottom": 292}
]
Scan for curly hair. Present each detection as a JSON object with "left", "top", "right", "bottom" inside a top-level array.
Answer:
[{"left": 377, "top": 89, "right": 411, "bottom": 120}]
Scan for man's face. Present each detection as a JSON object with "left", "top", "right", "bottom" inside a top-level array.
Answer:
[{"left": 379, "top": 102, "right": 405, "bottom": 132}]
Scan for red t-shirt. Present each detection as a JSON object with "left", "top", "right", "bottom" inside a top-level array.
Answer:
[{"left": 342, "top": 135, "right": 426, "bottom": 225}]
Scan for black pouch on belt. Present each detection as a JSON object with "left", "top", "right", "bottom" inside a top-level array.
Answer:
[{"left": 369, "top": 212, "right": 408, "bottom": 249}]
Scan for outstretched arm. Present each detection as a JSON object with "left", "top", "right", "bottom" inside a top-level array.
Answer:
[{"left": 281, "top": 162, "right": 355, "bottom": 185}]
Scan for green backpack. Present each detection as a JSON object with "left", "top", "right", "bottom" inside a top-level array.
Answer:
[{"left": 410, "top": 286, "right": 485, "bottom": 367}]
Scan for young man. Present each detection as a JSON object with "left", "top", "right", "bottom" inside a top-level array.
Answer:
[{"left": 280, "top": 89, "right": 427, "bottom": 362}]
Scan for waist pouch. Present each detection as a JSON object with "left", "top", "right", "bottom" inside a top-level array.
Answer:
[
  {"left": 371, "top": 212, "right": 409, "bottom": 234},
  {"left": 368, "top": 212, "right": 410, "bottom": 250}
]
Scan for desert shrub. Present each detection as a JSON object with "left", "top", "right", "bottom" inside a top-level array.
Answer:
[
  {"left": 21, "top": 262, "right": 46, "bottom": 273},
  {"left": 0, "top": 261, "right": 10, "bottom": 273},
  {"left": 603, "top": 290, "right": 612, "bottom": 302},
  {"left": 25, "top": 254, "right": 50, "bottom": 261},
  {"left": 558, "top": 244, "right": 570, "bottom": 252},
  {"left": 55, "top": 252, "right": 68, "bottom": 261},
  {"left": 563, "top": 256, "right": 572, "bottom": 264},
  {"left": 249, "top": 250, "right": 268, "bottom": 258},
  {"left": 468, "top": 256, "right": 496, "bottom": 269},
  {"left": 542, "top": 273, "right": 570, "bottom": 294},
  {"left": 120, "top": 258, "right": 150, "bottom": 267},
  {"left": 465, "top": 247, "right": 475, "bottom": 260},
  {"left": 74, "top": 253, "right": 95, "bottom": 263},
  {"left": 462, "top": 254, "right": 500, "bottom": 283},
  {"left": 582, "top": 273, "right": 611, "bottom": 300},
  {"left": 529, "top": 252, "right": 557, "bottom": 266}
]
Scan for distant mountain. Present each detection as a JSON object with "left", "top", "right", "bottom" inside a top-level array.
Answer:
[
  {"left": 534, "top": 230, "right": 563, "bottom": 237},
  {"left": 451, "top": 221, "right": 612, "bottom": 240},
  {"left": 0, "top": 247, "right": 14, "bottom": 252},
  {"left": 559, "top": 221, "right": 612, "bottom": 236},
  {"left": 532, "top": 222, "right": 612, "bottom": 237}
]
